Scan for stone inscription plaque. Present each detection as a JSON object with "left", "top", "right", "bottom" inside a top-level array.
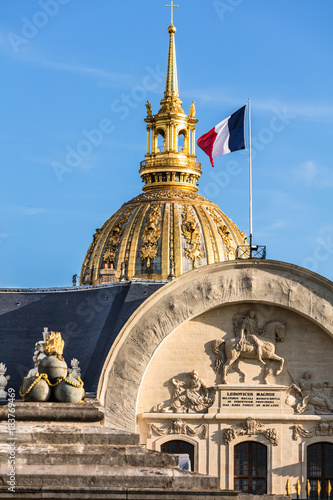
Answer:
[{"left": 221, "top": 390, "right": 281, "bottom": 409}]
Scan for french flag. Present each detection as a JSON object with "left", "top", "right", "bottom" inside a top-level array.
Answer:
[{"left": 197, "top": 106, "right": 246, "bottom": 167}]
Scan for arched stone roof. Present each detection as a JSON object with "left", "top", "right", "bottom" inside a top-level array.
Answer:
[{"left": 99, "top": 260, "right": 333, "bottom": 432}]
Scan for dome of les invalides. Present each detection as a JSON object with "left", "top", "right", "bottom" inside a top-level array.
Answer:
[{"left": 79, "top": 23, "right": 247, "bottom": 285}]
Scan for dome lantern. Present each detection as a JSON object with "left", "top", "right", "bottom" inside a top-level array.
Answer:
[{"left": 140, "top": 20, "right": 201, "bottom": 193}]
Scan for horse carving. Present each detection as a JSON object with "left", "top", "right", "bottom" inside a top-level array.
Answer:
[{"left": 212, "top": 311, "right": 286, "bottom": 385}]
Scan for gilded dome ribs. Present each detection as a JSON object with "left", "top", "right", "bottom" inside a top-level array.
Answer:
[{"left": 169, "top": 203, "right": 174, "bottom": 263}]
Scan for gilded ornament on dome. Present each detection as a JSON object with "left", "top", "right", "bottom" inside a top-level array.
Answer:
[
  {"left": 206, "top": 207, "right": 237, "bottom": 259},
  {"left": 140, "top": 205, "right": 161, "bottom": 268},
  {"left": 145, "top": 100, "right": 152, "bottom": 117},
  {"left": 240, "top": 230, "right": 248, "bottom": 242},
  {"left": 190, "top": 101, "right": 196, "bottom": 118},
  {"left": 181, "top": 205, "right": 202, "bottom": 268},
  {"left": 82, "top": 228, "right": 101, "bottom": 268},
  {"left": 158, "top": 98, "right": 184, "bottom": 115},
  {"left": 103, "top": 208, "right": 132, "bottom": 264}
]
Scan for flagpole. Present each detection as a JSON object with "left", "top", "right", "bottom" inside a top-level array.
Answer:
[{"left": 248, "top": 97, "right": 253, "bottom": 257}]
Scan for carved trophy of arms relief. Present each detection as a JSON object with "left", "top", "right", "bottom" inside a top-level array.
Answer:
[
  {"left": 286, "top": 370, "right": 333, "bottom": 415},
  {"left": 152, "top": 370, "right": 216, "bottom": 414}
]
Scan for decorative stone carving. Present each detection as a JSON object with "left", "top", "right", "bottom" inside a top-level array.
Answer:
[
  {"left": 68, "top": 358, "right": 81, "bottom": 379},
  {"left": 212, "top": 309, "right": 286, "bottom": 384},
  {"left": 224, "top": 417, "right": 279, "bottom": 446},
  {"left": 20, "top": 331, "right": 84, "bottom": 404},
  {"left": 27, "top": 329, "right": 48, "bottom": 377},
  {"left": 148, "top": 419, "right": 208, "bottom": 439},
  {"left": 181, "top": 206, "right": 202, "bottom": 268},
  {"left": 103, "top": 261, "right": 333, "bottom": 432},
  {"left": 286, "top": 371, "right": 333, "bottom": 414},
  {"left": 140, "top": 205, "right": 161, "bottom": 268},
  {"left": 153, "top": 370, "right": 216, "bottom": 414},
  {"left": 0, "top": 363, "right": 10, "bottom": 400},
  {"left": 292, "top": 421, "right": 333, "bottom": 441}
]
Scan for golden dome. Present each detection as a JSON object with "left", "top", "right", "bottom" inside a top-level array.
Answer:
[
  {"left": 79, "top": 189, "right": 247, "bottom": 284},
  {"left": 79, "top": 19, "right": 247, "bottom": 286}
]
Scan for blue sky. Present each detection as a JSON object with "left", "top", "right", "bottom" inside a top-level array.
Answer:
[{"left": 0, "top": 0, "right": 332, "bottom": 288}]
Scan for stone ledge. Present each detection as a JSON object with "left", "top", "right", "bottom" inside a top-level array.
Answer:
[
  {"left": 0, "top": 401, "right": 104, "bottom": 423},
  {"left": 0, "top": 444, "right": 179, "bottom": 468},
  {"left": 0, "top": 468, "right": 221, "bottom": 490},
  {"left": 0, "top": 424, "right": 140, "bottom": 446},
  {"left": 0, "top": 487, "right": 240, "bottom": 499}
]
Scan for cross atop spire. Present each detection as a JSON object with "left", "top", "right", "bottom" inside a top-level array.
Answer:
[{"left": 166, "top": 0, "right": 179, "bottom": 25}]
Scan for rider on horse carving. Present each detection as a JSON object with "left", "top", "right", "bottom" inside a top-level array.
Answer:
[{"left": 235, "top": 310, "right": 266, "bottom": 365}]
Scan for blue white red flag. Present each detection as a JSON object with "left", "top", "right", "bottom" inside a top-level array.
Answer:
[{"left": 197, "top": 106, "right": 246, "bottom": 167}]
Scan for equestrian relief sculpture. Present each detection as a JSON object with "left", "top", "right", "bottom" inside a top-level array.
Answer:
[{"left": 212, "top": 309, "right": 286, "bottom": 384}]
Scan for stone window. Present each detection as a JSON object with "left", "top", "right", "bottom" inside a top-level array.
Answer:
[
  {"left": 161, "top": 440, "right": 194, "bottom": 471},
  {"left": 234, "top": 441, "right": 267, "bottom": 494},
  {"left": 307, "top": 442, "right": 333, "bottom": 499}
]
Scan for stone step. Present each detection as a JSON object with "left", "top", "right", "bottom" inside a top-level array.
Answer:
[
  {"left": 0, "top": 487, "right": 239, "bottom": 500},
  {"left": 0, "top": 465, "right": 221, "bottom": 491},
  {"left": 0, "top": 401, "right": 104, "bottom": 423},
  {"left": 0, "top": 443, "right": 179, "bottom": 468},
  {"left": 0, "top": 424, "right": 139, "bottom": 446}
]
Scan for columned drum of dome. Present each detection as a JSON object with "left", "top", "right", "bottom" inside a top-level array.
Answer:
[{"left": 79, "top": 19, "right": 247, "bottom": 285}]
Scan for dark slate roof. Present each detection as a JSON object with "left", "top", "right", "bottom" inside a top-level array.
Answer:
[{"left": 0, "top": 280, "right": 166, "bottom": 396}]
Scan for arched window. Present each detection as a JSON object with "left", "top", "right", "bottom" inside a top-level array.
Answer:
[
  {"left": 308, "top": 442, "right": 333, "bottom": 499},
  {"left": 178, "top": 131, "right": 185, "bottom": 152},
  {"left": 156, "top": 130, "right": 165, "bottom": 152},
  {"left": 234, "top": 442, "right": 267, "bottom": 494},
  {"left": 161, "top": 440, "right": 194, "bottom": 471}
]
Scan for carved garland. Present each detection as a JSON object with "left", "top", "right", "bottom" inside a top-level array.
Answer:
[
  {"left": 181, "top": 205, "right": 202, "bottom": 268},
  {"left": 292, "top": 421, "right": 333, "bottom": 441},
  {"left": 148, "top": 419, "right": 208, "bottom": 439},
  {"left": 224, "top": 417, "right": 279, "bottom": 446},
  {"left": 140, "top": 205, "right": 162, "bottom": 268}
]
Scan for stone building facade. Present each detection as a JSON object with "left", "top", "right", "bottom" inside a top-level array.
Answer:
[
  {"left": 1, "top": 9, "right": 332, "bottom": 499},
  {"left": 100, "top": 260, "right": 333, "bottom": 495}
]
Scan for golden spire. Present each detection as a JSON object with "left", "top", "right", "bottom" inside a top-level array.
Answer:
[
  {"left": 139, "top": 7, "right": 201, "bottom": 193},
  {"left": 165, "top": 1, "right": 179, "bottom": 97}
]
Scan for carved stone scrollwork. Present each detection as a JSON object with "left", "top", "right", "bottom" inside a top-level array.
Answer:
[
  {"left": 140, "top": 205, "right": 161, "bottom": 268},
  {"left": 292, "top": 421, "right": 333, "bottom": 441},
  {"left": 224, "top": 417, "right": 279, "bottom": 446},
  {"left": 148, "top": 419, "right": 208, "bottom": 439},
  {"left": 152, "top": 370, "right": 216, "bottom": 414},
  {"left": 181, "top": 205, "right": 202, "bottom": 268}
]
